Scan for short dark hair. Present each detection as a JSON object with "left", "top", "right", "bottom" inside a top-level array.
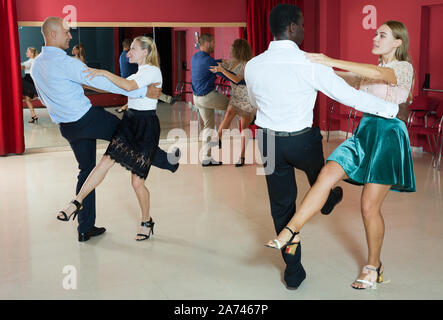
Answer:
[
  {"left": 198, "top": 33, "right": 213, "bottom": 46},
  {"left": 122, "top": 38, "right": 132, "bottom": 49},
  {"left": 269, "top": 4, "right": 302, "bottom": 37}
]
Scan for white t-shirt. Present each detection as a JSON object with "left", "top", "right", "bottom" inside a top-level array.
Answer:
[
  {"left": 22, "top": 58, "right": 35, "bottom": 74},
  {"left": 127, "top": 64, "right": 162, "bottom": 111}
]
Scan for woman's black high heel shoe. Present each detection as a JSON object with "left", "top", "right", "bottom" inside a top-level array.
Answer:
[
  {"left": 57, "top": 200, "right": 82, "bottom": 221},
  {"left": 265, "top": 227, "right": 300, "bottom": 255},
  {"left": 28, "top": 116, "right": 38, "bottom": 123},
  {"left": 136, "top": 217, "right": 155, "bottom": 241},
  {"left": 235, "top": 157, "right": 245, "bottom": 167}
]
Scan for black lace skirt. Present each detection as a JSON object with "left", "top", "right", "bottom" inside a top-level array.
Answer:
[
  {"left": 105, "top": 109, "right": 160, "bottom": 179},
  {"left": 22, "top": 74, "right": 37, "bottom": 98}
]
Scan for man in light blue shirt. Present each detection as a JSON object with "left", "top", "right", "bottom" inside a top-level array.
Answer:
[
  {"left": 32, "top": 45, "right": 148, "bottom": 124},
  {"left": 31, "top": 17, "right": 179, "bottom": 241}
]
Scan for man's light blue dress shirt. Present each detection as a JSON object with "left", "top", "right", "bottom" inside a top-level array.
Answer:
[{"left": 31, "top": 46, "right": 147, "bottom": 124}]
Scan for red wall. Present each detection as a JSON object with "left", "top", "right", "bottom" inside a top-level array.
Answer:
[
  {"left": 172, "top": 27, "right": 200, "bottom": 86},
  {"left": 214, "top": 27, "right": 242, "bottom": 61},
  {"left": 15, "top": 0, "right": 247, "bottom": 22},
  {"left": 428, "top": 4, "right": 443, "bottom": 102},
  {"left": 315, "top": 0, "right": 443, "bottom": 152}
]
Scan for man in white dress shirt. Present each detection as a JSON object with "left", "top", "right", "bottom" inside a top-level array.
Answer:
[{"left": 245, "top": 4, "right": 399, "bottom": 289}]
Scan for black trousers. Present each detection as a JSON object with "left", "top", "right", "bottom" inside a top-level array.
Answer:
[
  {"left": 258, "top": 126, "right": 331, "bottom": 287},
  {"left": 59, "top": 107, "right": 175, "bottom": 233}
]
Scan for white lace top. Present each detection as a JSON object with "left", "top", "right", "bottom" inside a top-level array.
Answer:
[{"left": 359, "top": 60, "right": 413, "bottom": 104}]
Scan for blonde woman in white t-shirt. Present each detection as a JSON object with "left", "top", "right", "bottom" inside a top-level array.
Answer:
[
  {"left": 21, "top": 47, "right": 39, "bottom": 123},
  {"left": 58, "top": 37, "right": 172, "bottom": 241}
]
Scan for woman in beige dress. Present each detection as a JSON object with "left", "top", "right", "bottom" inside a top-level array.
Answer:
[
  {"left": 210, "top": 39, "right": 256, "bottom": 167},
  {"left": 21, "top": 47, "right": 39, "bottom": 123}
]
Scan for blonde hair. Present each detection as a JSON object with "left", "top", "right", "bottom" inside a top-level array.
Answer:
[
  {"left": 28, "top": 47, "right": 38, "bottom": 58},
  {"left": 379, "top": 20, "right": 411, "bottom": 64},
  {"left": 134, "top": 36, "right": 160, "bottom": 68},
  {"left": 380, "top": 20, "right": 415, "bottom": 100}
]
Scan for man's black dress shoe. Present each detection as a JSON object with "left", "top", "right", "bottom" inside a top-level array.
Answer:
[
  {"left": 78, "top": 226, "right": 106, "bottom": 242},
  {"left": 170, "top": 147, "right": 181, "bottom": 172},
  {"left": 286, "top": 285, "right": 299, "bottom": 290},
  {"left": 320, "top": 186, "right": 343, "bottom": 215}
]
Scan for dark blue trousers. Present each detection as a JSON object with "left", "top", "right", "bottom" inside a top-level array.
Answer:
[
  {"left": 59, "top": 107, "right": 174, "bottom": 233},
  {"left": 258, "top": 126, "right": 330, "bottom": 288}
]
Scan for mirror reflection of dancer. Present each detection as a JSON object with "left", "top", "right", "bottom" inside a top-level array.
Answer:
[
  {"left": 59, "top": 36, "right": 176, "bottom": 241},
  {"left": 266, "top": 20, "right": 416, "bottom": 290},
  {"left": 210, "top": 39, "right": 256, "bottom": 167},
  {"left": 21, "top": 47, "right": 39, "bottom": 123},
  {"left": 191, "top": 33, "right": 229, "bottom": 166},
  {"left": 72, "top": 44, "right": 86, "bottom": 63}
]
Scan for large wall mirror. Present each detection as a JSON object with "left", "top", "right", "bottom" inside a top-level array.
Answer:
[{"left": 18, "top": 24, "right": 243, "bottom": 151}]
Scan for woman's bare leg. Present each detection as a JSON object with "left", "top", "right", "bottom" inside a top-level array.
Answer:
[
  {"left": 58, "top": 155, "right": 115, "bottom": 218},
  {"left": 266, "top": 161, "right": 347, "bottom": 246},
  {"left": 239, "top": 114, "right": 254, "bottom": 159},
  {"left": 131, "top": 173, "right": 152, "bottom": 240},
  {"left": 351, "top": 183, "right": 391, "bottom": 289},
  {"left": 217, "top": 105, "right": 238, "bottom": 140},
  {"left": 25, "top": 96, "right": 37, "bottom": 120}
]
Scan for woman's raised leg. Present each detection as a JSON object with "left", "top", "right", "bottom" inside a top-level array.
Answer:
[{"left": 266, "top": 161, "right": 347, "bottom": 248}]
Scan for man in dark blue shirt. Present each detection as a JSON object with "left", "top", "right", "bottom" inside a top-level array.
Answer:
[
  {"left": 191, "top": 34, "right": 229, "bottom": 166},
  {"left": 120, "top": 38, "right": 138, "bottom": 79}
]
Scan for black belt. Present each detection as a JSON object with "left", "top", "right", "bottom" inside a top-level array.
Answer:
[{"left": 260, "top": 127, "right": 311, "bottom": 137}]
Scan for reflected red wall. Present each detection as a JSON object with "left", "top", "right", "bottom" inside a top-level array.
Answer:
[
  {"left": 315, "top": 0, "right": 443, "bottom": 152},
  {"left": 15, "top": 0, "right": 247, "bottom": 22}
]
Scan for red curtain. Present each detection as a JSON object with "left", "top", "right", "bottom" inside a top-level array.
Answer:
[
  {"left": 0, "top": 0, "right": 24, "bottom": 156},
  {"left": 247, "top": 0, "right": 304, "bottom": 56}
]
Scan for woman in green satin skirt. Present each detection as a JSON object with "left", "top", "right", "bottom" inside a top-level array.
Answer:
[{"left": 265, "top": 21, "right": 416, "bottom": 289}]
